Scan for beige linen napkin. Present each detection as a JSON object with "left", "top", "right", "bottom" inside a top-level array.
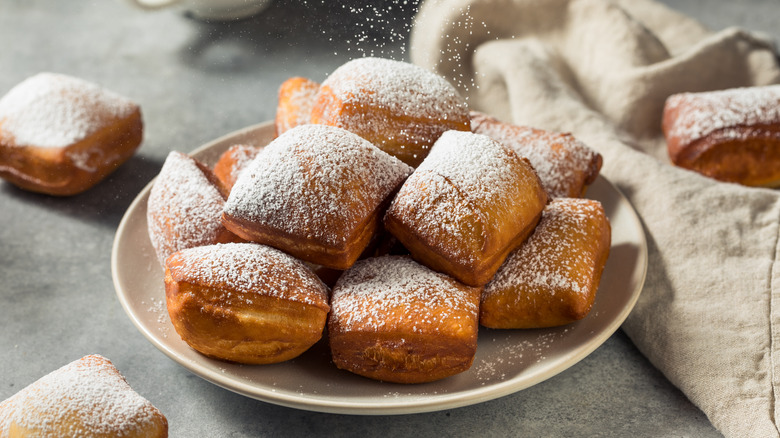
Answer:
[{"left": 410, "top": 0, "right": 780, "bottom": 436}]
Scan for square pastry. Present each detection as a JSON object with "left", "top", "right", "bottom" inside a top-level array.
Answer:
[
  {"left": 164, "top": 243, "right": 331, "bottom": 364},
  {"left": 222, "top": 124, "right": 412, "bottom": 270},
  {"left": 0, "top": 355, "right": 167, "bottom": 437},
  {"left": 480, "top": 198, "right": 611, "bottom": 329},
  {"left": 147, "top": 151, "right": 241, "bottom": 267},
  {"left": 470, "top": 111, "right": 602, "bottom": 198},
  {"left": 384, "top": 130, "right": 548, "bottom": 286},
  {"left": 0, "top": 72, "right": 142, "bottom": 195},
  {"left": 328, "top": 255, "right": 481, "bottom": 383}
]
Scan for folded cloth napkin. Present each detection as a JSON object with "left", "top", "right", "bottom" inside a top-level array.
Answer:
[{"left": 410, "top": 0, "right": 780, "bottom": 436}]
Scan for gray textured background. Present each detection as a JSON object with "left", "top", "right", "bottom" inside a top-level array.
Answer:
[{"left": 1, "top": 0, "right": 778, "bottom": 436}]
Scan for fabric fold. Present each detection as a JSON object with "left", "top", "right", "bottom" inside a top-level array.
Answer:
[{"left": 410, "top": 0, "right": 780, "bottom": 436}]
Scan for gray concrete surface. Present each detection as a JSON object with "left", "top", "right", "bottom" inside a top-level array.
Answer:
[{"left": 1, "top": 0, "right": 777, "bottom": 436}]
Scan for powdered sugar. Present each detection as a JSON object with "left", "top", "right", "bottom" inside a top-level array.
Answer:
[
  {"left": 224, "top": 124, "right": 412, "bottom": 246},
  {"left": 471, "top": 115, "right": 601, "bottom": 198},
  {"left": 417, "top": 130, "right": 529, "bottom": 212},
  {"left": 166, "top": 243, "right": 329, "bottom": 308},
  {"left": 1, "top": 355, "right": 163, "bottom": 436},
  {"left": 330, "top": 256, "right": 479, "bottom": 333},
  {"left": 0, "top": 72, "right": 137, "bottom": 148},
  {"left": 321, "top": 57, "right": 467, "bottom": 123},
  {"left": 390, "top": 171, "right": 481, "bottom": 262},
  {"left": 216, "top": 144, "right": 260, "bottom": 188},
  {"left": 313, "top": 57, "right": 469, "bottom": 162},
  {"left": 387, "top": 130, "right": 543, "bottom": 263},
  {"left": 147, "top": 151, "right": 227, "bottom": 266},
  {"left": 276, "top": 77, "right": 320, "bottom": 134},
  {"left": 485, "top": 198, "right": 608, "bottom": 299},
  {"left": 665, "top": 84, "right": 780, "bottom": 145}
]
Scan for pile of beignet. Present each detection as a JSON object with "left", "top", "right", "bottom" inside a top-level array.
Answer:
[{"left": 148, "top": 57, "right": 611, "bottom": 384}]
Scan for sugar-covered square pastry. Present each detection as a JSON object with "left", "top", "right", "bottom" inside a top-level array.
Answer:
[
  {"left": 470, "top": 111, "right": 602, "bottom": 198},
  {"left": 328, "top": 256, "right": 481, "bottom": 383},
  {"left": 275, "top": 76, "right": 320, "bottom": 136},
  {"left": 147, "top": 151, "right": 242, "bottom": 267},
  {"left": 309, "top": 57, "right": 471, "bottom": 167},
  {"left": 663, "top": 85, "right": 780, "bottom": 187},
  {"left": 0, "top": 355, "right": 168, "bottom": 437},
  {"left": 480, "top": 198, "right": 611, "bottom": 329},
  {"left": 212, "top": 143, "right": 261, "bottom": 192},
  {"left": 164, "top": 243, "right": 331, "bottom": 364},
  {"left": 384, "top": 129, "right": 548, "bottom": 287},
  {"left": 222, "top": 124, "right": 413, "bottom": 270},
  {"left": 0, "top": 72, "right": 142, "bottom": 195}
]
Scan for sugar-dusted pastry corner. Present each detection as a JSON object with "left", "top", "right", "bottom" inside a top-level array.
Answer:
[{"left": 0, "top": 354, "right": 167, "bottom": 437}]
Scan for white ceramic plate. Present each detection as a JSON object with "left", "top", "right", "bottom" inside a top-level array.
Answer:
[{"left": 112, "top": 121, "right": 648, "bottom": 415}]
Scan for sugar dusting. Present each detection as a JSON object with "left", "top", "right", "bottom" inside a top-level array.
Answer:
[
  {"left": 474, "top": 330, "right": 568, "bottom": 383},
  {"left": 1, "top": 355, "right": 162, "bottom": 436},
  {"left": 330, "top": 256, "right": 479, "bottom": 333},
  {"left": 471, "top": 114, "right": 600, "bottom": 198},
  {"left": 0, "top": 72, "right": 137, "bottom": 148},
  {"left": 224, "top": 124, "right": 412, "bottom": 246},
  {"left": 167, "top": 243, "right": 329, "bottom": 307},
  {"left": 484, "top": 198, "right": 607, "bottom": 299},
  {"left": 665, "top": 84, "right": 780, "bottom": 144},
  {"left": 141, "top": 297, "right": 170, "bottom": 338},
  {"left": 315, "top": 57, "right": 469, "bottom": 157},
  {"left": 321, "top": 57, "right": 468, "bottom": 122},
  {"left": 147, "top": 151, "right": 227, "bottom": 266},
  {"left": 224, "top": 144, "right": 259, "bottom": 184},
  {"left": 387, "top": 130, "right": 540, "bottom": 262}
]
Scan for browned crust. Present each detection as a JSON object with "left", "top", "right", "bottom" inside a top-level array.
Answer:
[
  {"left": 165, "top": 267, "right": 329, "bottom": 365},
  {"left": 480, "top": 200, "right": 611, "bottom": 329},
  {"left": 275, "top": 76, "right": 321, "bottom": 137},
  {"left": 666, "top": 125, "right": 780, "bottom": 187},
  {"left": 311, "top": 84, "right": 471, "bottom": 168},
  {"left": 221, "top": 205, "right": 381, "bottom": 271},
  {"left": 0, "top": 108, "right": 143, "bottom": 196}
]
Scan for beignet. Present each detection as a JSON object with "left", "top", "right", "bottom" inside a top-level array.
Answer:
[
  {"left": 384, "top": 130, "right": 548, "bottom": 287},
  {"left": 470, "top": 111, "right": 602, "bottom": 198},
  {"left": 147, "top": 151, "right": 241, "bottom": 267},
  {"left": 663, "top": 85, "right": 780, "bottom": 187},
  {"left": 164, "top": 243, "right": 331, "bottom": 364},
  {"left": 481, "top": 198, "right": 611, "bottom": 329},
  {"left": 0, "top": 72, "right": 143, "bottom": 196},
  {"left": 0, "top": 355, "right": 168, "bottom": 438},
  {"left": 275, "top": 76, "right": 320, "bottom": 136},
  {"left": 222, "top": 124, "right": 413, "bottom": 270},
  {"left": 212, "top": 143, "right": 261, "bottom": 192},
  {"left": 310, "top": 57, "right": 470, "bottom": 167},
  {"left": 328, "top": 256, "right": 481, "bottom": 384}
]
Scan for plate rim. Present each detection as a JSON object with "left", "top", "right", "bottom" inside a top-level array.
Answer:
[{"left": 111, "top": 121, "right": 648, "bottom": 415}]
